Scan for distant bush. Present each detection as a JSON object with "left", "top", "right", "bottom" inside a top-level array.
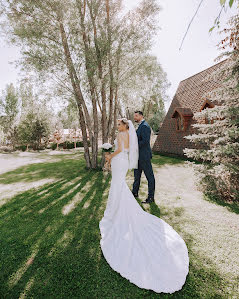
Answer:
[
  {"left": 15, "top": 145, "right": 27, "bottom": 151},
  {"left": 51, "top": 143, "right": 57, "bottom": 150},
  {"left": 50, "top": 140, "right": 90, "bottom": 150},
  {"left": 63, "top": 141, "right": 75, "bottom": 149},
  {"left": 76, "top": 141, "right": 82, "bottom": 147},
  {"left": 76, "top": 140, "right": 90, "bottom": 147},
  {"left": 20, "top": 145, "right": 27, "bottom": 151}
]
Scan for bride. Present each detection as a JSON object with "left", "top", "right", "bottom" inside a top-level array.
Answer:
[{"left": 99, "top": 118, "right": 189, "bottom": 294}]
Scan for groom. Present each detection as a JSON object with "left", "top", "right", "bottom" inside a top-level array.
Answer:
[{"left": 132, "top": 111, "right": 155, "bottom": 204}]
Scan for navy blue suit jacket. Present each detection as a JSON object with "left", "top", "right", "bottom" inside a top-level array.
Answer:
[{"left": 136, "top": 120, "right": 152, "bottom": 161}]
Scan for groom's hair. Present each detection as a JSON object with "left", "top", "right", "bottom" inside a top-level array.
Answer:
[{"left": 134, "top": 110, "right": 143, "bottom": 116}]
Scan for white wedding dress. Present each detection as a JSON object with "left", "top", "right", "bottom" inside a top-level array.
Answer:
[{"left": 99, "top": 137, "right": 189, "bottom": 294}]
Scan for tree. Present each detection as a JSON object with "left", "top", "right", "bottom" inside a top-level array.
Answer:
[
  {"left": 17, "top": 82, "right": 52, "bottom": 150},
  {"left": 0, "top": 0, "right": 162, "bottom": 169},
  {"left": 118, "top": 55, "right": 169, "bottom": 131},
  {"left": 58, "top": 100, "right": 79, "bottom": 131},
  {"left": 0, "top": 125, "right": 6, "bottom": 145},
  {"left": 183, "top": 12, "right": 239, "bottom": 201},
  {"left": 18, "top": 106, "right": 51, "bottom": 150},
  {"left": 0, "top": 83, "right": 19, "bottom": 147}
]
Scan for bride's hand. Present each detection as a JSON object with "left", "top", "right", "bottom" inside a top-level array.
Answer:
[{"left": 105, "top": 153, "right": 112, "bottom": 162}]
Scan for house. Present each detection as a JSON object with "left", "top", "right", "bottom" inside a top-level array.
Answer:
[
  {"left": 152, "top": 60, "right": 226, "bottom": 156},
  {"left": 48, "top": 128, "right": 82, "bottom": 144}
]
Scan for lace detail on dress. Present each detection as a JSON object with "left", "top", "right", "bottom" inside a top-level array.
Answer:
[{"left": 114, "top": 133, "right": 129, "bottom": 153}]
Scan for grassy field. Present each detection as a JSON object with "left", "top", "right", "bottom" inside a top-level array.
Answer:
[{"left": 0, "top": 152, "right": 238, "bottom": 298}]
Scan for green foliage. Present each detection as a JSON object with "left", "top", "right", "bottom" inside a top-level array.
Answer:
[
  {"left": 0, "top": 83, "right": 19, "bottom": 146},
  {"left": 123, "top": 55, "right": 169, "bottom": 119},
  {"left": 18, "top": 105, "right": 51, "bottom": 150},
  {"left": 184, "top": 14, "right": 239, "bottom": 202},
  {"left": 51, "top": 140, "right": 89, "bottom": 150},
  {"left": 76, "top": 140, "right": 90, "bottom": 147},
  {"left": 0, "top": 83, "right": 19, "bottom": 123},
  {"left": 15, "top": 144, "right": 27, "bottom": 151},
  {"left": 151, "top": 153, "right": 186, "bottom": 166},
  {"left": 58, "top": 100, "right": 79, "bottom": 130},
  {"left": 229, "top": 0, "right": 235, "bottom": 7},
  {"left": 0, "top": 0, "right": 164, "bottom": 158},
  {"left": 209, "top": 0, "right": 237, "bottom": 32},
  {"left": 0, "top": 124, "right": 6, "bottom": 145},
  {"left": 62, "top": 141, "right": 75, "bottom": 149},
  {"left": 51, "top": 143, "right": 57, "bottom": 150}
]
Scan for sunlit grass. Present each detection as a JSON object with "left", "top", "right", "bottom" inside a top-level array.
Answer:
[
  {"left": 151, "top": 153, "right": 185, "bottom": 166},
  {"left": 0, "top": 153, "right": 237, "bottom": 298}
]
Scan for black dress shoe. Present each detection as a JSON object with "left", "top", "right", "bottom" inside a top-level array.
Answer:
[
  {"left": 142, "top": 197, "right": 154, "bottom": 204},
  {"left": 132, "top": 192, "right": 139, "bottom": 198}
]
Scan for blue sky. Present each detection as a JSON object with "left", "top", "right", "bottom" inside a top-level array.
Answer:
[{"left": 0, "top": 0, "right": 237, "bottom": 112}]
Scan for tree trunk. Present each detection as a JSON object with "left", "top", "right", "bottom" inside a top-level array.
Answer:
[
  {"left": 58, "top": 16, "right": 91, "bottom": 168},
  {"left": 77, "top": 0, "right": 99, "bottom": 168},
  {"left": 106, "top": 0, "right": 114, "bottom": 138},
  {"left": 87, "top": 0, "right": 108, "bottom": 144},
  {"left": 111, "top": 86, "right": 118, "bottom": 144}
]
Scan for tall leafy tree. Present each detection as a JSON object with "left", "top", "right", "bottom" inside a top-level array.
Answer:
[
  {"left": 17, "top": 81, "right": 53, "bottom": 149},
  {"left": 0, "top": 83, "right": 19, "bottom": 147},
  {"left": 0, "top": 0, "right": 162, "bottom": 169}
]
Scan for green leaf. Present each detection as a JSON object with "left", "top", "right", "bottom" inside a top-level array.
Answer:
[
  {"left": 229, "top": 0, "right": 234, "bottom": 7},
  {"left": 220, "top": 0, "right": 226, "bottom": 5},
  {"left": 209, "top": 26, "right": 215, "bottom": 32}
]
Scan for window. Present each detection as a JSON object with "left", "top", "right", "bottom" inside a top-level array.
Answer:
[
  {"left": 172, "top": 108, "right": 193, "bottom": 132},
  {"left": 175, "top": 114, "right": 184, "bottom": 131},
  {"left": 200, "top": 99, "right": 215, "bottom": 124}
]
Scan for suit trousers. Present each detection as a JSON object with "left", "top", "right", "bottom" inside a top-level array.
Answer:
[{"left": 132, "top": 158, "right": 155, "bottom": 199}]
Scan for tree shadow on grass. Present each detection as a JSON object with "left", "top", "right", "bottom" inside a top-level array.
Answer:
[
  {"left": 0, "top": 155, "right": 86, "bottom": 185},
  {"left": 0, "top": 158, "right": 234, "bottom": 298}
]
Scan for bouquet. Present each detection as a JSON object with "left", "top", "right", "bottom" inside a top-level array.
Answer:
[{"left": 100, "top": 143, "right": 113, "bottom": 172}]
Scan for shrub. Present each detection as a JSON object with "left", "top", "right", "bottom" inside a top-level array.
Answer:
[
  {"left": 76, "top": 140, "right": 90, "bottom": 147},
  {"left": 51, "top": 143, "right": 57, "bottom": 150}
]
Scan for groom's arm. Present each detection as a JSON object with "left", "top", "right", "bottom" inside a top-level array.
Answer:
[{"left": 138, "top": 125, "right": 150, "bottom": 148}]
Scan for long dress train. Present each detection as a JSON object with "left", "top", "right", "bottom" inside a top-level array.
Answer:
[{"left": 99, "top": 139, "right": 189, "bottom": 294}]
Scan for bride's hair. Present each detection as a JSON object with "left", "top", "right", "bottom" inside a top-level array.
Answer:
[{"left": 118, "top": 118, "right": 129, "bottom": 130}]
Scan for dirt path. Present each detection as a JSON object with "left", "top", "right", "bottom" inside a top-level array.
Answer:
[{"left": 151, "top": 163, "right": 239, "bottom": 295}]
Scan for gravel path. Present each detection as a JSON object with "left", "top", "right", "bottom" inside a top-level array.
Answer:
[{"left": 152, "top": 163, "right": 239, "bottom": 295}]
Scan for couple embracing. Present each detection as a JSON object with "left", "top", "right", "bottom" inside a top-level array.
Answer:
[{"left": 99, "top": 111, "right": 189, "bottom": 294}]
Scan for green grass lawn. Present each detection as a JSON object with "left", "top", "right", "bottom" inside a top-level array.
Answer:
[{"left": 0, "top": 153, "right": 237, "bottom": 298}]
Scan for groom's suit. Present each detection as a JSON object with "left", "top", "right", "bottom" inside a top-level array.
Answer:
[{"left": 132, "top": 119, "right": 155, "bottom": 199}]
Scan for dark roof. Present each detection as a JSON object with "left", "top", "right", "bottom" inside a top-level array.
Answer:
[
  {"left": 152, "top": 59, "right": 227, "bottom": 156},
  {"left": 171, "top": 60, "right": 226, "bottom": 113}
]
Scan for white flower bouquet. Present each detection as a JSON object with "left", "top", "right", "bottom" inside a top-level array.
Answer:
[
  {"left": 100, "top": 143, "right": 113, "bottom": 172},
  {"left": 100, "top": 143, "right": 113, "bottom": 152}
]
